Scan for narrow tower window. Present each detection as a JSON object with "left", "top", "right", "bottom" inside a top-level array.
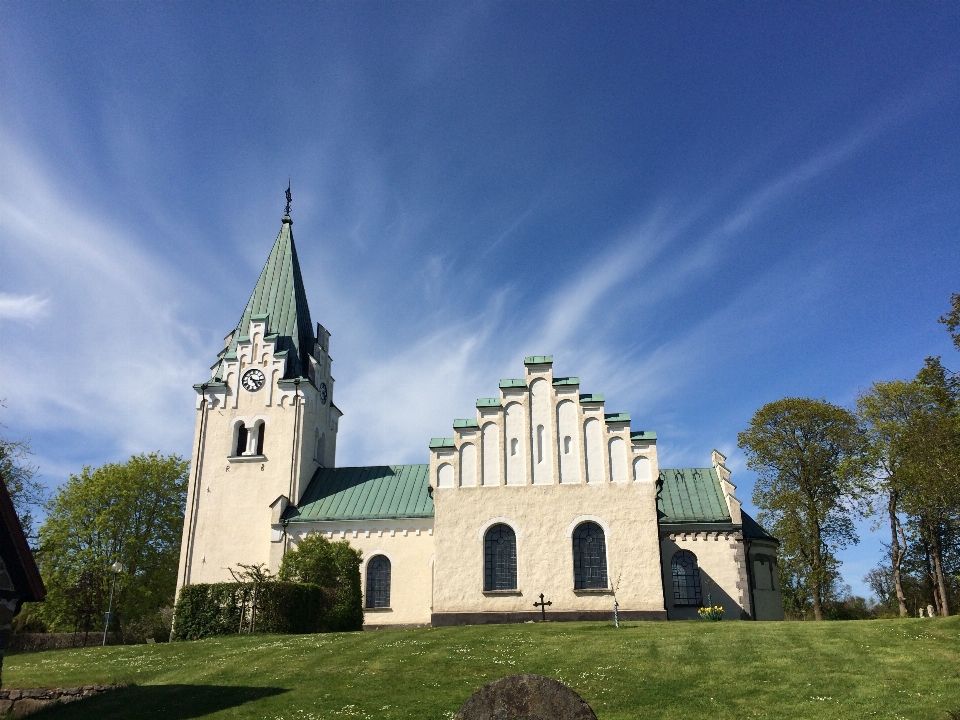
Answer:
[
  {"left": 255, "top": 423, "right": 265, "bottom": 455},
  {"left": 564, "top": 436, "right": 572, "bottom": 454},
  {"left": 510, "top": 438, "right": 518, "bottom": 456},
  {"left": 235, "top": 425, "right": 248, "bottom": 456},
  {"left": 536, "top": 425, "right": 544, "bottom": 463}
]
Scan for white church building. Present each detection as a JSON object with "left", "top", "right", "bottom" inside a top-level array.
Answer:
[{"left": 176, "top": 203, "right": 785, "bottom": 626}]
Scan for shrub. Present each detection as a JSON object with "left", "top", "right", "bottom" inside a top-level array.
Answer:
[
  {"left": 171, "top": 581, "right": 331, "bottom": 640},
  {"left": 278, "top": 534, "right": 363, "bottom": 632}
]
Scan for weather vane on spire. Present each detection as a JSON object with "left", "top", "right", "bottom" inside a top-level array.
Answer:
[{"left": 284, "top": 179, "right": 292, "bottom": 217}]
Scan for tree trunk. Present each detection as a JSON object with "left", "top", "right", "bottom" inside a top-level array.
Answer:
[
  {"left": 931, "top": 534, "right": 951, "bottom": 616},
  {"left": 888, "top": 491, "right": 908, "bottom": 617}
]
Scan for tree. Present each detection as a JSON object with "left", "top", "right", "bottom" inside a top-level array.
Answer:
[
  {"left": 896, "top": 357, "right": 960, "bottom": 616},
  {"left": 36, "top": 453, "right": 188, "bottom": 636},
  {"left": 738, "top": 398, "right": 869, "bottom": 620},
  {"left": 0, "top": 405, "right": 47, "bottom": 541},
  {"left": 939, "top": 292, "right": 960, "bottom": 353},
  {"left": 278, "top": 533, "right": 363, "bottom": 631},
  {"left": 856, "top": 380, "right": 928, "bottom": 616}
]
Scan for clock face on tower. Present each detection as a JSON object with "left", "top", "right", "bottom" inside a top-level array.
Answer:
[
  {"left": 241, "top": 368, "right": 266, "bottom": 392},
  {"left": 319, "top": 382, "right": 328, "bottom": 405}
]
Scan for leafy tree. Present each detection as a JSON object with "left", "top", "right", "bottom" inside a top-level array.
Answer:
[
  {"left": 36, "top": 453, "right": 188, "bottom": 637},
  {"left": 856, "top": 380, "right": 928, "bottom": 616},
  {"left": 0, "top": 405, "right": 47, "bottom": 541},
  {"left": 939, "top": 292, "right": 960, "bottom": 352},
  {"left": 896, "top": 357, "right": 960, "bottom": 616},
  {"left": 738, "top": 398, "right": 869, "bottom": 620},
  {"left": 278, "top": 534, "right": 363, "bottom": 631}
]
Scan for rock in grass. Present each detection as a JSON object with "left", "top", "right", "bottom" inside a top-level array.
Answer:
[{"left": 455, "top": 674, "right": 597, "bottom": 720}]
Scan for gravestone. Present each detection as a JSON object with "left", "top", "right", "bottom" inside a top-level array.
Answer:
[
  {"left": 927, "top": 604, "right": 936, "bottom": 618},
  {"left": 455, "top": 674, "right": 597, "bottom": 720}
]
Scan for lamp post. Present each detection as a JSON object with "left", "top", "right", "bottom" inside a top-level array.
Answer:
[{"left": 102, "top": 561, "right": 123, "bottom": 647}]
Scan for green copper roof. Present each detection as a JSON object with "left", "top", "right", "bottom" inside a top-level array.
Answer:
[
  {"left": 579, "top": 393, "right": 605, "bottom": 403},
  {"left": 743, "top": 511, "right": 779, "bottom": 543},
  {"left": 604, "top": 413, "right": 630, "bottom": 423},
  {"left": 657, "top": 468, "right": 731, "bottom": 523},
  {"left": 216, "top": 217, "right": 315, "bottom": 380},
  {"left": 477, "top": 398, "right": 502, "bottom": 408},
  {"left": 429, "top": 438, "right": 455, "bottom": 449},
  {"left": 499, "top": 379, "right": 527, "bottom": 389},
  {"left": 631, "top": 431, "right": 657, "bottom": 441},
  {"left": 524, "top": 355, "right": 553, "bottom": 365},
  {"left": 453, "top": 419, "right": 480, "bottom": 429},
  {"left": 552, "top": 377, "right": 580, "bottom": 386},
  {"left": 285, "top": 465, "right": 433, "bottom": 522}
]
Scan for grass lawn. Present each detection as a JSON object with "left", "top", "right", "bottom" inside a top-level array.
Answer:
[{"left": 5, "top": 617, "right": 960, "bottom": 719}]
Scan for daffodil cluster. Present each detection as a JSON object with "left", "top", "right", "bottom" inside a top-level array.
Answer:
[{"left": 697, "top": 605, "right": 724, "bottom": 621}]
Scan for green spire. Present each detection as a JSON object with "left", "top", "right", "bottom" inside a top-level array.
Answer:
[{"left": 217, "top": 213, "right": 315, "bottom": 380}]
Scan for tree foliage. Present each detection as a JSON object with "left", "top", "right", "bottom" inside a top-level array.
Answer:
[
  {"left": 36, "top": 453, "right": 188, "bottom": 637},
  {"left": 0, "top": 408, "right": 47, "bottom": 541},
  {"left": 278, "top": 534, "right": 363, "bottom": 631},
  {"left": 738, "top": 398, "right": 869, "bottom": 620},
  {"left": 939, "top": 292, "right": 960, "bottom": 353}
]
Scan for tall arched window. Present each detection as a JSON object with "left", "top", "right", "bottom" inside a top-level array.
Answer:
[
  {"left": 365, "top": 555, "right": 391, "bottom": 608},
  {"left": 484, "top": 524, "right": 517, "bottom": 591},
  {"left": 255, "top": 422, "right": 265, "bottom": 455},
  {"left": 573, "top": 522, "right": 608, "bottom": 589},
  {"left": 235, "top": 424, "right": 248, "bottom": 456},
  {"left": 671, "top": 550, "right": 702, "bottom": 606}
]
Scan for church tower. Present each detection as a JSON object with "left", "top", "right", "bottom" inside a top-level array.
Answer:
[{"left": 176, "top": 194, "right": 341, "bottom": 590}]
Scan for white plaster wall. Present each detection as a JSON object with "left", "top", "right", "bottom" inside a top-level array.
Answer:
[
  {"left": 660, "top": 532, "right": 750, "bottom": 620},
  {"left": 432, "top": 483, "right": 665, "bottom": 615},
  {"left": 482, "top": 422, "right": 500, "bottom": 486},
  {"left": 608, "top": 437, "right": 628, "bottom": 483},
  {"left": 530, "top": 379, "right": 554, "bottom": 485},
  {"left": 557, "top": 400, "right": 581, "bottom": 484},
  {"left": 505, "top": 402, "right": 526, "bottom": 486},
  {"left": 584, "top": 418, "right": 603, "bottom": 483},
  {"left": 460, "top": 443, "right": 477, "bottom": 487}
]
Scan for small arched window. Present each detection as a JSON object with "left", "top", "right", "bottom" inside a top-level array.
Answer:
[
  {"left": 573, "top": 522, "right": 608, "bottom": 589},
  {"left": 484, "top": 524, "right": 517, "bottom": 591},
  {"left": 235, "top": 424, "right": 248, "bottom": 456},
  {"left": 255, "top": 422, "right": 265, "bottom": 455},
  {"left": 365, "top": 555, "right": 391, "bottom": 608},
  {"left": 671, "top": 550, "right": 702, "bottom": 606}
]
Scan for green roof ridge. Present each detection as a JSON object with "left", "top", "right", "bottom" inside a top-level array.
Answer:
[
  {"left": 499, "top": 379, "right": 527, "bottom": 389},
  {"left": 604, "top": 413, "right": 631, "bottom": 423},
  {"left": 524, "top": 355, "right": 553, "bottom": 365},
  {"left": 579, "top": 393, "right": 604, "bottom": 403},
  {"left": 429, "top": 438, "right": 455, "bottom": 449},
  {"left": 216, "top": 216, "right": 315, "bottom": 380}
]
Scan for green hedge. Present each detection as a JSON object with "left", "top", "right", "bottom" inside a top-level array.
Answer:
[{"left": 171, "top": 581, "right": 336, "bottom": 641}]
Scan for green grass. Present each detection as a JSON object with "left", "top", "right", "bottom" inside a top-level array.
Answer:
[{"left": 6, "top": 617, "right": 960, "bottom": 719}]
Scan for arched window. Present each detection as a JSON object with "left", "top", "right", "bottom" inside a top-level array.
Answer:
[
  {"left": 255, "top": 422, "right": 265, "bottom": 455},
  {"left": 235, "top": 424, "right": 248, "bottom": 456},
  {"left": 484, "top": 523, "right": 517, "bottom": 591},
  {"left": 365, "top": 555, "right": 391, "bottom": 608},
  {"left": 573, "top": 522, "right": 608, "bottom": 589},
  {"left": 671, "top": 550, "right": 702, "bottom": 606}
]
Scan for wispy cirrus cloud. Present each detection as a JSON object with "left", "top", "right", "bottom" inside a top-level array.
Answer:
[{"left": 0, "top": 293, "right": 50, "bottom": 323}]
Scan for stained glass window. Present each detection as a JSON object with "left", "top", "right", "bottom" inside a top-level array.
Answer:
[
  {"left": 671, "top": 550, "right": 702, "bottom": 606},
  {"left": 484, "top": 524, "right": 517, "bottom": 591},
  {"left": 573, "top": 522, "right": 608, "bottom": 589},
  {"left": 365, "top": 555, "right": 391, "bottom": 608}
]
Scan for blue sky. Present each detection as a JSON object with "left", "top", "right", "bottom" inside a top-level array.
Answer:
[{"left": 1, "top": 3, "right": 958, "bottom": 597}]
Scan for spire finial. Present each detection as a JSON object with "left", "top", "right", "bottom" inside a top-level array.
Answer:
[{"left": 284, "top": 179, "right": 292, "bottom": 217}]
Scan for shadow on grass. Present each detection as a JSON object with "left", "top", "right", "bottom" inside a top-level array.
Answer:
[{"left": 31, "top": 684, "right": 288, "bottom": 719}]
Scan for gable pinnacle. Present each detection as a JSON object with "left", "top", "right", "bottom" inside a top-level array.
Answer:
[{"left": 283, "top": 179, "right": 292, "bottom": 222}]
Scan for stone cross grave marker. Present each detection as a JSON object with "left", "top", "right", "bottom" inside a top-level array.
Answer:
[
  {"left": 455, "top": 674, "right": 598, "bottom": 720},
  {"left": 533, "top": 593, "right": 552, "bottom": 622}
]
